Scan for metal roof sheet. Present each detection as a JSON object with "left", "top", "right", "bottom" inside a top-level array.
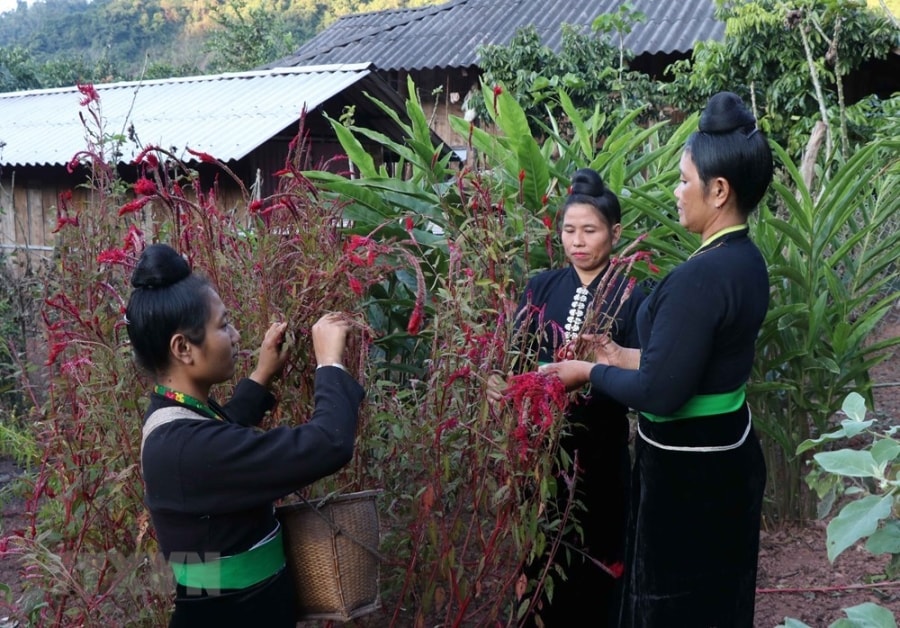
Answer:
[
  {"left": 268, "top": 0, "right": 723, "bottom": 72},
  {"left": 0, "top": 64, "right": 376, "bottom": 168}
]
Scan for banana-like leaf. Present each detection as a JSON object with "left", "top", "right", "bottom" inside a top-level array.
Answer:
[{"left": 322, "top": 112, "right": 377, "bottom": 178}]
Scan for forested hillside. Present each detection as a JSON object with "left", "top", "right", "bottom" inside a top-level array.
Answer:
[{"left": 0, "top": 0, "right": 436, "bottom": 90}]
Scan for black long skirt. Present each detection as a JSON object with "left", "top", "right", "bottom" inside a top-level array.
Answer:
[{"left": 617, "top": 406, "right": 766, "bottom": 628}]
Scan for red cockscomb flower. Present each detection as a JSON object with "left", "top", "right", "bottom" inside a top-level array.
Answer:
[
  {"left": 133, "top": 177, "right": 156, "bottom": 196},
  {"left": 186, "top": 148, "right": 217, "bottom": 164},
  {"left": 97, "top": 248, "right": 127, "bottom": 265},
  {"left": 407, "top": 303, "right": 423, "bottom": 335},
  {"left": 117, "top": 196, "right": 152, "bottom": 216},
  {"left": 76, "top": 83, "right": 100, "bottom": 106}
]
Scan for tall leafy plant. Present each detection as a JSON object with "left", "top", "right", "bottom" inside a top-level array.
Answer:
[{"left": 750, "top": 137, "right": 900, "bottom": 521}]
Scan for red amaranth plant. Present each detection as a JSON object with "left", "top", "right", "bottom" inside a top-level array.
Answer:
[{"left": 503, "top": 371, "right": 570, "bottom": 464}]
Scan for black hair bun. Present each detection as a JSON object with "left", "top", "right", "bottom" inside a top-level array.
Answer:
[
  {"left": 570, "top": 167, "right": 606, "bottom": 197},
  {"left": 131, "top": 243, "right": 191, "bottom": 289},
  {"left": 699, "top": 91, "right": 756, "bottom": 134}
]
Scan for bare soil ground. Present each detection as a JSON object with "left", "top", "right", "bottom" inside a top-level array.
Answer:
[{"left": 2, "top": 309, "right": 900, "bottom": 626}]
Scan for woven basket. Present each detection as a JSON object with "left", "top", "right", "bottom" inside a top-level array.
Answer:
[{"left": 275, "top": 490, "right": 382, "bottom": 622}]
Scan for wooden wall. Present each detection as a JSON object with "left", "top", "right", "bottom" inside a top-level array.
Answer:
[{"left": 0, "top": 168, "right": 77, "bottom": 271}]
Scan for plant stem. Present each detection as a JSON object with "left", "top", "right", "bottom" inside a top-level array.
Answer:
[{"left": 756, "top": 580, "right": 900, "bottom": 594}]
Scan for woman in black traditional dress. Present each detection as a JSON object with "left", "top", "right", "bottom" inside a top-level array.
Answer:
[
  {"left": 543, "top": 92, "right": 773, "bottom": 627},
  {"left": 489, "top": 168, "right": 645, "bottom": 626},
  {"left": 126, "top": 243, "right": 365, "bottom": 627}
]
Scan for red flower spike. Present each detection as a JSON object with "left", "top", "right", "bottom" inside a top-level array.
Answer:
[
  {"left": 186, "top": 148, "right": 217, "bottom": 164},
  {"left": 133, "top": 177, "right": 156, "bottom": 196},
  {"left": 52, "top": 215, "right": 78, "bottom": 233},
  {"left": 407, "top": 303, "right": 423, "bottom": 336},
  {"left": 117, "top": 196, "right": 151, "bottom": 217},
  {"left": 76, "top": 83, "right": 99, "bottom": 106},
  {"left": 97, "top": 248, "right": 127, "bottom": 265}
]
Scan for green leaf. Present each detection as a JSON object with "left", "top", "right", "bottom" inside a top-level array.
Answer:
[
  {"left": 323, "top": 112, "right": 377, "bottom": 178},
  {"left": 777, "top": 620, "right": 813, "bottom": 628},
  {"left": 826, "top": 495, "right": 893, "bottom": 562},
  {"left": 516, "top": 137, "right": 550, "bottom": 210},
  {"left": 870, "top": 438, "right": 900, "bottom": 466},
  {"left": 813, "top": 449, "right": 878, "bottom": 478},
  {"left": 866, "top": 520, "right": 900, "bottom": 556},
  {"left": 841, "top": 602, "right": 898, "bottom": 627}
]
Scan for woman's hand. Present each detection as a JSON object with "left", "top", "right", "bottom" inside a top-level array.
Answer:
[
  {"left": 486, "top": 372, "right": 507, "bottom": 405},
  {"left": 312, "top": 312, "right": 351, "bottom": 367},
  {"left": 581, "top": 334, "right": 641, "bottom": 370},
  {"left": 539, "top": 360, "right": 594, "bottom": 392},
  {"left": 250, "top": 321, "right": 290, "bottom": 388}
]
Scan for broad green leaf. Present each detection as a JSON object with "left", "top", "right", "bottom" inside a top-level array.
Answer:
[
  {"left": 515, "top": 137, "right": 550, "bottom": 210},
  {"left": 870, "top": 438, "right": 900, "bottom": 466},
  {"left": 825, "top": 495, "right": 893, "bottom": 562},
  {"left": 841, "top": 602, "right": 898, "bottom": 628},
  {"left": 323, "top": 113, "right": 376, "bottom": 178},
  {"left": 866, "top": 520, "right": 900, "bottom": 556},
  {"left": 813, "top": 450, "right": 878, "bottom": 477}
]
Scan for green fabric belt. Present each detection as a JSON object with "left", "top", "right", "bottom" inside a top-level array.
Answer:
[
  {"left": 642, "top": 385, "right": 746, "bottom": 423},
  {"left": 171, "top": 528, "right": 285, "bottom": 591}
]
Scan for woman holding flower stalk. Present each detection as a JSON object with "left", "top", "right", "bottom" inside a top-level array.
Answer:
[
  {"left": 542, "top": 92, "right": 773, "bottom": 627},
  {"left": 489, "top": 168, "right": 646, "bottom": 626},
  {"left": 125, "top": 243, "right": 364, "bottom": 627}
]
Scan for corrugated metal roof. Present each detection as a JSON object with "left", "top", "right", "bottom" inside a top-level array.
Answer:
[
  {"left": 0, "top": 64, "right": 377, "bottom": 168},
  {"left": 268, "top": 0, "right": 723, "bottom": 72}
]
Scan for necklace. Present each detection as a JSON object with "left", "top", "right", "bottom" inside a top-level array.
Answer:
[
  {"left": 688, "top": 225, "right": 748, "bottom": 260},
  {"left": 564, "top": 286, "right": 591, "bottom": 343},
  {"left": 154, "top": 384, "right": 222, "bottom": 420}
]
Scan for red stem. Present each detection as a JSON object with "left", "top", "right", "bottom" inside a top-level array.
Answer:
[{"left": 756, "top": 580, "right": 900, "bottom": 594}]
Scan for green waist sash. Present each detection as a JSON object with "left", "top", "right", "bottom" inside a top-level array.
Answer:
[
  {"left": 171, "top": 527, "right": 285, "bottom": 591},
  {"left": 642, "top": 384, "right": 746, "bottom": 423}
]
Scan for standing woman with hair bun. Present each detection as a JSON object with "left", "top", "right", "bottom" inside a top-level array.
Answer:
[
  {"left": 125, "top": 243, "right": 365, "bottom": 627},
  {"left": 489, "top": 168, "right": 646, "bottom": 626},
  {"left": 542, "top": 92, "right": 774, "bottom": 626}
]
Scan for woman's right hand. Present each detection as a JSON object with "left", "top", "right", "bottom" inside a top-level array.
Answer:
[
  {"left": 583, "top": 334, "right": 640, "bottom": 370},
  {"left": 312, "top": 312, "right": 351, "bottom": 366}
]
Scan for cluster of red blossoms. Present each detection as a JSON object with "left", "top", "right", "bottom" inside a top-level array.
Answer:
[{"left": 503, "top": 371, "right": 569, "bottom": 462}]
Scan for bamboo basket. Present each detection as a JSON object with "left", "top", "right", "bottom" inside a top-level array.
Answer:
[{"left": 276, "top": 490, "right": 382, "bottom": 622}]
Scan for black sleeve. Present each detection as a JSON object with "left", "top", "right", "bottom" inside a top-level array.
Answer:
[
  {"left": 612, "top": 283, "right": 645, "bottom": 349},
  {"left": 590, "top": 268, "right": 718, "bottom": 415},
  {"left": 217, "top": 378, "right": 276, "bottom": 426},
  {"left": 144, "top": 366, "right": 365, "bottom": 514}
]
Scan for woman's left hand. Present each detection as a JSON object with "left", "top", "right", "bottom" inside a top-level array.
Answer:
[
  {"left": 539, "top": 360, "right": 594, "bottom": 391},
  {"left": 250, "top": 321, "right": 290, "bottom": 387}
]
